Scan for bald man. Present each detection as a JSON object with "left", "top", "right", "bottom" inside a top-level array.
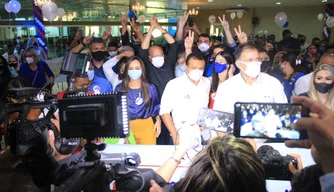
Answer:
[{"left": 293, "top": 53, "right": 334, "bottom": 96}]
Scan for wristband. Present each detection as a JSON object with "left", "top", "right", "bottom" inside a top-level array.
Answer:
[
  {"left": 81, "top": 42, "right": 87, "bottom": 47},
  {"left": 170, "top": 156, "right": 181, "bottom": 164}
]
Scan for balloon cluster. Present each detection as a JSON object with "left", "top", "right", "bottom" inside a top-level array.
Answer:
[
  {"left": 4, "top": 0, "right": 21, "bottom": 14},
  {"left": 40, "top": 1, "right": 66, "bottom": 21},
  {"left": 229, "top": 11, "right": 244, "bottom": 20}
]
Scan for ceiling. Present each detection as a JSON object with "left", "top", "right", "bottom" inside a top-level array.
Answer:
[{"left": 0, "top": 0, "right": 333, "bottom": 20}]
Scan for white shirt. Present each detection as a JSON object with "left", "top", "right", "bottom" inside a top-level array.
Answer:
[
  {"left": 160, "top": 74, "right": 211, "bottom": 129},
  {"left": 213, "top": 73, "right": 287, "bottom": 113},
  {"left": 292, "top": 72, "right": 313, "bottom": 96},
  {"left": 102, "top": 56, "right": 122, "bottom": 89},
  {"left": 2, "top": 52, "right": 19, "bottom": 62}
]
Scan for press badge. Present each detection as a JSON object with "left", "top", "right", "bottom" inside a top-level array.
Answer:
[{"left": 135, "top": 92, "right": 143, "bottom": 105}]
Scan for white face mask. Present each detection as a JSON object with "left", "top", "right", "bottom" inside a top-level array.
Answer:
[
  {"left": 87, "top": 69, "right": 95, "bottom": 81},
  {"left": 198, "top": 43, "right": 210, "bottom": 53},
  {"left": 151, "top": 56, "right": 164, "bottom": 68},
  {"left": 109, "top": 51, "right": 118, "bottom": 57},
  {"left": 238, "top": 60, "right": 262, "bottom": 78},
  {"left": 26, "top": 57, "right": 34, "bottom": 64},
  {"left": 188, "top": 69, "right": 203, "bottom": 82}
]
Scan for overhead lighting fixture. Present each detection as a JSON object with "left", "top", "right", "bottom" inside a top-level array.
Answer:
[
  {"left": 132, "top": 2, "right": 145, "bottom": 12},
  {"left": 208, "top": 0, "right": 213, "bottom": 2},
  {"left": 322, "top": 0, "right": 327, "bottom": 2},
  {"left": 34, "top": 0, "right": 50, "bottom": 7},
  {"left": 237, "top": 4, "right": 242, "bottom": 7},
  {"left": 276, "top": 2, "right": 281, "bottom": 5},
  {"left": 189, "top": 8, "right": 199, "bottom": 15}
]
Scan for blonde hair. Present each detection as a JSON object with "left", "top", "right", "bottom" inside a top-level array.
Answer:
[
  {"left": 23, "top": 48, "right": 40, "bottom": 63},
  {"left": 8, "top": 55, "right": 18, "bottom": 62},
  {"left": 309, "top": 64, "right": 334, "bottom": 110}
]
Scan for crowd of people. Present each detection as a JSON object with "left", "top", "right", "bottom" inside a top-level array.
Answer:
[{"left": 0, "top": 11, "right": 334, "bottom": 191}]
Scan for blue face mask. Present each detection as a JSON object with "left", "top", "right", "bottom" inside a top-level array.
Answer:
[
  {"left": 214, "top": 62, "right": 228, "bottom": 73},
  {"left": 177, "top": 65, "right": 186, "bottom": 72},
  {"left": 295, "top": 114, "right": 301, "bottom": 118},
  {"left": 128, "top": 69, "right": 142, "bottom": 80}
]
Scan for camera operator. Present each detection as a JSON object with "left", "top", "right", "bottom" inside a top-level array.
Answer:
[
  {"left": 285, "top": 96, "right": 334, "bottom": 192},
  {"left": 0, "top": 77, "right": 60, "bottom": 191}
]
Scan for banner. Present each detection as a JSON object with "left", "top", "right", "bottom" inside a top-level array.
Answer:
[{"left": 46, "top": 56, "right": 63, "bottom": 77}]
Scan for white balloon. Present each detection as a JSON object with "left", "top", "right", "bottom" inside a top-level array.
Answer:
[
  {"left": 8, "top": 0, "right": 21, "bottom": 14},
  {"left": 230, "top": 12, "right": 236, "bottom": 20},
  {"left": 5, "top": 3, "right": 11, "bottom": 13},
  {"left": 42, "top": 2, "right": 59, "bottom": 21},
  {"left": 237, "top": 11, "right": 243, "bottom": 19},
  {"left": 318, "top": 13, "right": 324, "bottom": 21},
  {"left": 138, "top": 15, "right": 146, "bottom": 24},
  {"left": 58, "top": 8, "right": 65, "bottom": 18},
  {"left": 274, "top": 12, "right": 287, "bottom": 27},
  {"left": 208, "top": 15, "right": 216, "bottom": 24},
  {"left": 326, "top": 17, "right": 334, "bottom": 28}
]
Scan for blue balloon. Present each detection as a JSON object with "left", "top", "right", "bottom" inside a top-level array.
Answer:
[
  {"left": 283, "top": 22, "right": 289, "bottom": 28},
  {"left": 128, "top": 10, "right": 135, "bottom": 19}
]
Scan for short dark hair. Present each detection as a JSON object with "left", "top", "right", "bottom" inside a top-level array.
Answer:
[
  {"left": 290, "top": 164, "right": 323, "bottom": 192},
  {"left": 213, "top": 44, "right": 228, "bottom": 52},
  {"left": 107, "top": 41, "right": 118, "bottom": 48},
  {"left": 186, "top": 53, "right": 205, "bottom": 65},
  {"left": 258, "top": 46, "right": 268, "bottom": 54},
  {"left": 198, "top": 33, "right": 211, "bottom": 42},
  {"left": 90, "top": 37, "right": 104, "bottom": 45},
  {"left": 312, "top": 37, "right": 320, "bottom": 42},
  {"left": 234, "top": 43, "right": 260, "bottom": 60}
]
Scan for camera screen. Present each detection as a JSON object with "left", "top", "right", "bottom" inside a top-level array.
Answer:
[
  {"left": 198, "top": 108, "right": 234, "bottom": 133},
  {"left": 234, "top": 103, "right": 306, "bottom": 140}
]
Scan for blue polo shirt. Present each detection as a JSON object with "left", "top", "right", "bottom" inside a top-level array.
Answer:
[
  {"left": 19, "top": 61, "right": 54, "bottom": 88},
  {"left": 91, "top": 59, "right": 107, "bottom": 79},
  {"left": 88, "top": 76, "right": 113, "bottom": 93}
]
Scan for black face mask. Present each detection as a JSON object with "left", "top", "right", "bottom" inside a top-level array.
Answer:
[
  {"left": 314, "top": 82, "right": 333, "bottom": 93},
  {"left": 91, "top": 51, "right": 105, "bottom": 62},
  {"left": 261, "top": 61, "right": 271, "bottom": 72},
  {"left": 9, "top": 63, "right": 17, "bottom": 68}
]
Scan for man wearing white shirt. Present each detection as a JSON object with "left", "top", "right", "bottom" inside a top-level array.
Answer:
[
  {"left": 293, "top": 53, "right": 334, "bottom": 96},
  {"left": 102, "top": 46, "right": 134, "bottom": 88},
  {"left": 160, "top": 53, "right": 211, "bottom": 144},
  {"left": 214, "top": 43, "right": 287, "bottom": 113},
  {"left": 2, "top": 45, "right": 19, "bottom": 62}
]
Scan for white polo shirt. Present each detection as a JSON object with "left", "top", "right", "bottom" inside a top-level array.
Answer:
[
  {"left": 213, "top": 72, "right": 287, "bottom": 113},
  {"left": 292, "top": 72, "right": 313, "bottom": 96},
  {"left": 159, "top": 74, "right": 211, "bottom": 130}
]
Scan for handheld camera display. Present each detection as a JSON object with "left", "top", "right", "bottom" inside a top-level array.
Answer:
[
  {"left": 198, "top": 108, "right": 234, "bottom": 133},
  {"left": 234, "top": 102, "right": 309, "bottom": 140}
]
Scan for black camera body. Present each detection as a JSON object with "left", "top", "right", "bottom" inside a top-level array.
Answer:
[{"left": 257, "top": 145, "right": 298, "bottom": 180}]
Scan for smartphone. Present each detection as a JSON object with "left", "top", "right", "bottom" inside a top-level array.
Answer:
[
  {"left": 187, "top": 17, "right": 194, "bottom": 27},
  {"left": 198, "top": 108, "right": 234, "bottom": 133},
  {"left": 234, "top": 102, "right": 309, "bottom": 140},
  {"left": 267, "top": 35, "right": 274, "bottom": 44}
]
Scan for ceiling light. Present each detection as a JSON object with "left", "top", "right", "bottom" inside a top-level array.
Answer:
[
  {"left": 132, "top": 2, "right": 145, "bottom": 12},
  {"left": 208, "top": 0, "right": 213, "bottom": 2},
  {"left": 237, "top": 4, "right": 242, "bottom": 7},
  {"left": 276, "top": 2, "right": 281, "bottom": 5},
  {"left": 34, "top": 0, "right": 50, "bottom": 7},
  {"left": 322, "top": 0, "right": 327, "bottom": 2},
  {"left": 189, "top": 8, "right": 199, "bottom": 15}
]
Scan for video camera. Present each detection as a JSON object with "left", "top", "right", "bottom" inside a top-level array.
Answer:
[{"left": 257, "top": 145, "right": 298, "bottom": 180}]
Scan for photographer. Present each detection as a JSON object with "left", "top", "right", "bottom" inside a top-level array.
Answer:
[
  {"left": 286, "top": 96, "right": 334, "bottom": 191},
  {"left": 150, "top": 135, "right": 267, "bottom": 192}
]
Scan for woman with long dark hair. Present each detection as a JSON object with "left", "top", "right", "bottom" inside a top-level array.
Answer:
[
  {"left": 115, "top": 56, "right": 161, "bottom": 144},
  {"left": 209, "top": 51, "right": 235, "bottom": 109}
]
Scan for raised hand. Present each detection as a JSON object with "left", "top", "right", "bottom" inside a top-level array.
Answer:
[
  {"left": 178, "top": 11, "right": 189, "bottom": 28},
  {"left": 184, "top": 30, "right": 194, "bottom": 49},
  {"left": 192, "top": 23, "right": 201, "bottom": 35},
  {"left": 74, "top": 29, "right": 83, "bottom": 40},
  {"left": 82, "top": 30, "right": 95, "bottom": 45},
  {"left": 218, "top": 15, "right": 229, "bottom": 31},
  {"left": 234, "top": 25, "right": 248, "bottom": 44},
  {"left": 150, "top": 15, "right": 158, "bottom": 28},
  {"left": 130, "top": 18, "right": 141, "bottom": 33},
  {"left": 102, "top": 26, "right": 112, "bottom": 42}
]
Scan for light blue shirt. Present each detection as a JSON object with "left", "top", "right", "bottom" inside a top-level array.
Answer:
[{"left": 320, "top": 172, "right": 334, "bottom": 192}]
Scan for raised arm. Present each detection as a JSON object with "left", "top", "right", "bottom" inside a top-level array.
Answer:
[
  {"left": 69, "top": 30, "right": 82, "bottom": 50},
  {"left": 184, "top": 30, "right": 194, "bottom": 60},
  {"left": 102, "top": 26, "right": 112, "bottom": 45},
  {"left": 141, "top": 16, "right": 156, "bottom": 50},
  {"left": 175, "top": 12, "right": 189, "bottom": 41},
  {"left": 153, "top": 16, "right": 175, "bottom": 44},
  {"left": 130, "top": 18, "right": 145, "bottom": 43},
  {"left": 218, "top": 15, "right": 235, "bottom": 46},
  {"left": 71, "top": 31, "right": 94, "bottom": 53}
]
